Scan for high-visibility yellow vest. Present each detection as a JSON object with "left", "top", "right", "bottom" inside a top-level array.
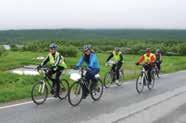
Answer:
[
  {"left": 48, "top": 52, "right": 67, "bottom": 68},
  {"left": 112, "top": 51, "right": 123, "bottom": 62},
  {"left": 144, "top": 53, "right": 156, "bottom": 63}
]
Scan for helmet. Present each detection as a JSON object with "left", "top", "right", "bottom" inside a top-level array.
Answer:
[
  {"left": 115, "top": 47, "right": 120, "bottom": 52},
  {"left": 83, "top": 44, "right": 91, "bottom": 51},
  {"left": 146, "top": 48, "right": 151, "bottom": 52},
  {"left": 156, "top": 49, "right": 161, "bottom": 53},
  {"left": 49, "top": 43, "right": 57, "bottom": 49}
]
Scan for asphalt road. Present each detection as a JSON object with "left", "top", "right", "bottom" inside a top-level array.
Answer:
[
  {"left": 153, "top": 102, "right": 186, "bottom": 123},
  {"left": 0, "top": 71, "right": 186, "bottom": 123}
]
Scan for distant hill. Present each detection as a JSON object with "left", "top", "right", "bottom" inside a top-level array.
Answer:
[{"left": 0, "top": 29, "right": 186, "bottom": 43}]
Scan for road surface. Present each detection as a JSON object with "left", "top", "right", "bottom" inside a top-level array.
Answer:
[{"left": 0, "top": 71, "right": 186, "bottom": 123}]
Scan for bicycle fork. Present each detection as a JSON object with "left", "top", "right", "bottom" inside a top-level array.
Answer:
[{"left": 39, "top": 81, "right": 46, "bottom": 93}]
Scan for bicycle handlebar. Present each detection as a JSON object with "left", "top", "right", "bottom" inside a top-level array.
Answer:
[{"left": 37, "top": 67, "right": 49, "bottom": 74}]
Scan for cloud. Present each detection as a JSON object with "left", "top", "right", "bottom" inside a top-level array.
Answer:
[{"left": 0, "top": 0, "right": 186, "bottom": 29}]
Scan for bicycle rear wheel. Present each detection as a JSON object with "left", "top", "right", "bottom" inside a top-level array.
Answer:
[
  {"left": 104, "top": 72, "right": 113, "bottom": 88},
  {"left": 136, "top": 74, "right": 144, "bottom": 94},
  {"left": 155, "top": 68, "right": 160, "bottom": 78},
  {"left": 116, "top": 70, "right": 124, "bottom": 86},
  {"left": 148, "top": 71, "right": 155, "bottom": 90},
  {"left": 31, "top": 81, "right": 48, "bottom": 105},
  {"left": 58, "top": 79, "right": 69, "bottom": 100},
  {"left": 68, "top": 82, "right": 83, "bottom": 107},
  {"left": 90, "top": 79, "right": 104, "bottom": 101}
]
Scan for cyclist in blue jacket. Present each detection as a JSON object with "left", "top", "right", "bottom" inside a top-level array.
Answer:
[{"left": 75, "top": 45, "right": 100, "bottom": 99}]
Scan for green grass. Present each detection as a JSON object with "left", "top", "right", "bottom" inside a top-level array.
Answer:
[
  {"left": 0, "top": 51, "right": 186, "bottom": 103},
  {"left": 0, "top": 51, "right": 46, "bottom": 71}
]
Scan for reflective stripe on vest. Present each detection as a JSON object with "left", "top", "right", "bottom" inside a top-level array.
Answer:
[
  {"left": 144, "top": 53, "right": 155, "bottom": 63},
  {"left": 48, "top": 52, "right": 67, "bottom": 68},
  {"left": 113, "top": 51, "right": 123, "bottom": 62}
]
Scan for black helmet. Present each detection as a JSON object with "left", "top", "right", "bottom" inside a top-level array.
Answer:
[
  {"left": 83, "top": 44, "right": 91, "bottom": 51},
  {"left": 49, "top": 43, "right": 57, "bottom": 49}
]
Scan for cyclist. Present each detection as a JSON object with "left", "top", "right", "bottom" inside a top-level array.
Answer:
[
  {"left": 136, "top": 48, "right": 156, "bottom": 83},
  {"left": 38, "top": 43, "right": 67, "bottom": 97},
  {"left": 155, "top": 49, "right": 163, "bottom": 72},
  {"left": 106, "top": 47, "right": 124, "bottom": 85},
  {"left": 75, "top": 44, "right": 100, "bottom": 99}
]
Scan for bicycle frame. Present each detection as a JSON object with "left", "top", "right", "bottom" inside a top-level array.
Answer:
[
  {"left": 38, "top": 68, "right": 54, "bottom": 91},
  {"left": 108, "top": 63, "right": 123, "bottom": 81},
  {"left": 78, "top": 68, "right": 92, "bottom": 91},
  {"left": 139, "top": 66, "right": 149, "bottom": 83}
]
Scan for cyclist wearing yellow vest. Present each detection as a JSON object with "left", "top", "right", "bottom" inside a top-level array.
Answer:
[
  {"left": 106, "top": 47, "right": 124, "bottom": 84},
  {"left": 136, "top": 48, "right": 156, "bottom": 83},
  {"left": 38, "top": 43, "right": 67, "bottom": 97}
]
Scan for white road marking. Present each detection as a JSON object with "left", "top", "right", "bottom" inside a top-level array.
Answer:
[
  {"left": 81, "top": 86, "right": 186, "bottom": 123},
  {"left": 0, "top": 97, "right": 55, "bottom": 110}
]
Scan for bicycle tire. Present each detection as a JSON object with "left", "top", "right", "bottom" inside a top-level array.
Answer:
[
  {"left": 90, "top": 79, "right": 104, "bottom": 101},
  {"left": 104, "top": 72, "right": 113, "bottom": 88},
  {"left": 58, "top": 79, "right": 69, "bottom": 100},
  {"left": 147, "top": 71, "right": 155, "bottom": 90},
  {"left": 68, "top": 82, "right": 83, "bottom": 107},
  {"left": 136, "top": 74, "right": 144, "bottom": 94},
  {"left": 31, "top": 81, "right": 48, "bottom": 105}
]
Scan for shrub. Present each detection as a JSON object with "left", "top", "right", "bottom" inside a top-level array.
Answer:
[{"left": 58, "top": 45, "right": 79, "bottom": 57}]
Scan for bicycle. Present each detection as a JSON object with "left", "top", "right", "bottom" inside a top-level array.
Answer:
[
  {"left": 31, "top": 67, "right": 69, "bottom": 105},
  {"left": 154, "top": 61, "right": 160, "bottom": 78},
  {"left": 136, "top": 64, "right": 155, "bottom": 94},
  {"left": 104, "top": 60, "right": 124, "bottom": 88},
  {"left": 68, "top": 67, "right": 104, "bottom": 107}
]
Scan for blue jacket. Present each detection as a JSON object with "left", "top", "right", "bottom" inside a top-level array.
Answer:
[{"left": 76, "top": 53, "right": 100, "bottom": 69}]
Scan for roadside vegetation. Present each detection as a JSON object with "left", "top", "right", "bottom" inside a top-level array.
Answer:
[{"left": 0, "top": 29, "right": 186, "bottom": 103}]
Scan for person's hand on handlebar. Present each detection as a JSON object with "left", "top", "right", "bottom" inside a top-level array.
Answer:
[{"left": 37, "top": 64, "right": 42, "bottom": 70}]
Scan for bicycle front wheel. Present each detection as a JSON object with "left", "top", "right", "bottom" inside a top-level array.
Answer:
[
  {"left": 58, "top": 79, "right": 69, "bottom": 100},
  {"left": 68, "top": 82, "right": 83, "bottom": 107},
  {"left": 90, "top": 79, "right": 104, "bottom": 101},
  {"left": 116, "top": 70, "right": 124, "bottom": 86},
  {"left": 104, "top": 72, "right": 113, "bottom": 88},
  {"left": 31, "top": 81, "right": 48, "bottom": 105},
  {"left": 136, "top": 74, "right": 144, "bottom": 94}
]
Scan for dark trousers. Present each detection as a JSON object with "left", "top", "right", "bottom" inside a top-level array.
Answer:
[
  {"left": 83, "top": 68, "right": 100, "bottom": 96},
  {"left": 47, "top": 67, "right": 64, "bottom": 95},
  {"left": 112, "top": 62, "right": 123, "bottom": 80},
  {"left": 156, "top": 61, "right": 161, "bottom": 70},
  {"left": 143, "top": 64, "right": 152, "bottom": 82}
]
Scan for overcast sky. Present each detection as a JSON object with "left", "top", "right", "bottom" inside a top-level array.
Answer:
[{"left": 0, "top": 0, "right": 186, "bottom": 30}]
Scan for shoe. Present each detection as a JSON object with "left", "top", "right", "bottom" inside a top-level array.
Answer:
[{"left": 115, "top": 80, "right": 121, "bottom": 86}]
